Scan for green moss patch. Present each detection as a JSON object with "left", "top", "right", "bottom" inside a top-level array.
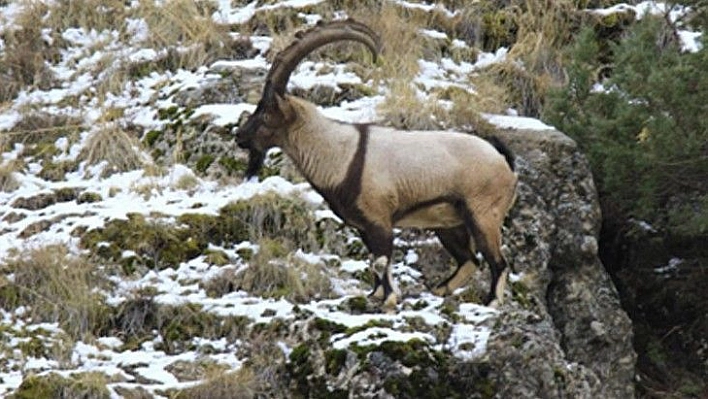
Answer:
[
  {"left": 287, "top": 343, "right": 348, "bottom": 399},
  {"left": 80, "top": 213, "right": 203, "bottom": 271},
  {"left": 9, "top": 372, "right": 110, "bottom": 399},
  {"left": 354, "top": 339, "right": 495, "bottom": 399}
]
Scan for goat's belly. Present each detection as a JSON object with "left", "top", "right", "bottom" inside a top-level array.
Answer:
[{"left": 394, "top": 203, "right": 463, "bottom": 229}]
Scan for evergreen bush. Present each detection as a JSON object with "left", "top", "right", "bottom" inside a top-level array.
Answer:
[{"left": 544, "top": 17, "right": 708, "bottom": 240}]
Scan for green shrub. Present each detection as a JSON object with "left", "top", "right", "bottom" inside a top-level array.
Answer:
[{"left": 544, "top": 18, "right": 708, "bottom": 239}]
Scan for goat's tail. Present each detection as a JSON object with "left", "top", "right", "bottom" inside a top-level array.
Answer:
[{"left": 486, "top": 136, "right": 515, "bottom": 172}]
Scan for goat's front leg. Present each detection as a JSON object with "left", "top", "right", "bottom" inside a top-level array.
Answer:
[{"left": 360, "top": 223, "right": 397, "bottom": 309}]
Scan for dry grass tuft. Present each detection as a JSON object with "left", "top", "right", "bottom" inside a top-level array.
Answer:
[
  {"left": 482, "top": 60, "right": 551, "bottom": 117},
  {"left": 0, "top": 2, "right": 57, "bottom": 102},
  {"left": 0, "top": 245, "right": 112, "bottom": 341},
  {"left": 6, "top": 111, "right": 84, "bottom": 149},
  {"left": 347, "top": 3, "right": 481, "bottom": 130},
  {"left": 10, "top": 372, "right": 110, "bottom": 399},
  {"left": 241, "top": 333, "right": 288, "bottom": 394},
  {"left": 219, "top": 193, "right": 321, "bottom": 251},
  {"left": 78, "top": 122, "right": 146, "bottom": 177},
  {"left": 233, "top": 238, "right": 333, "bottom": 303},
  {"left": 112, "top": 295, "right": 160, "bottom": 341},
  {"left": 174, "top": 367, "right": 258, "bottom": 399},
  {"left": 433, "top": 80, "right": 509, "bottom": 128},
  {"left": 489, "top": 0, "right": 579, "bottom": 116},
  {"left": 250, "top": 7, "right": 308, "bottom": 44},
  {"left": 173, "top": 171, "right": 200, "bottom": 191},
  {"left": 166, "top": 358, "right": 230, "bottom": 383},
  {"left": 377, "top": 81, "right": 443, "bottom": 130},
  {"left": 135, "top": 0, "right": 234, "bottom": 70},
  {"left": 45, "top": 0, "right": 128, "bottom": 34},
  {"left": 351, "top": 3, "right": 422, "bottom": 82},
  {"left": 0, "top": 159, "right": 23, "bottom": 192},
  {"left": 379, "top": 80, "right": 504, "bottom": 131}
]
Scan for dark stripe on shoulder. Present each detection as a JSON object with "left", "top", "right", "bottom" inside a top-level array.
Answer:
[
  {"left": 343, "top": 123, "right": 370, "bottom": 197},
  {"left": 313, "top": 123, "right": 370, "bottom": 228}
]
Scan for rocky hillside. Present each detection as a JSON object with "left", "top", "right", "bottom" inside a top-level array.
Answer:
[{"left": 0, "top": 1, "right": 643, "bottom": 397}]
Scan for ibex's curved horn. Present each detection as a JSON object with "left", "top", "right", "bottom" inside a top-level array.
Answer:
[{"left": 265, "top": 19, "right": 381, "bottom": 97}]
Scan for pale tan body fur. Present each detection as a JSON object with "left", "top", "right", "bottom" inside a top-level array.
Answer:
[{"left": 279, "top": 97, "right": 517, "bottom": 306}]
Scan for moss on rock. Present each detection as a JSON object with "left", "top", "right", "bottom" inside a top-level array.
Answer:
[
  {"left": 77, "top": 191, "right": 103, "bottom": 204},
  {"left": 9, "top": 372, "right": 110, "bottom": 399},
  {"left": 80, "top": 213, "right": 204, "bottom": 271}
]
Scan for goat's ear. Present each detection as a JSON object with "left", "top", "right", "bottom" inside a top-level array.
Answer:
[{"left": 274, "top": 93, "right": 295, "bottom": 124}]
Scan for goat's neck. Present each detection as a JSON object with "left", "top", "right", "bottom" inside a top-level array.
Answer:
[{"left": 282, "top": 114, "right": 358, "bottom": 190}]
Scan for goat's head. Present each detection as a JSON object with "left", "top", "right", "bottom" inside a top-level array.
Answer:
[{"left": 236, "top": 19, "right": 381, "bottom": 177}]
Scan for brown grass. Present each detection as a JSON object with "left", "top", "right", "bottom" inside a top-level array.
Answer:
[
  {"left": 353, "top": 3, "right": 423, "bottom": 83},
  {"left": 0, "top": 1, "right": 57, "bottom": 102},
  {"left": 78, "top": 122, "right": 145, "bottom": 177},
  {"left": 5, "top": 111, "right": 84, "bottom": 149},
  {"left": 0, "top": 245, "right": 111, "bottom": 341},
  {"left": 0, "top": 159, "right": 22, "bottom": 192},
  {"left": 166, "top": 358, "right": 230, "bottom": 383},
  {"left": 241, "top": 332, "right": 288, "bottom": 394},
  {"left": 232, "top": 238, "right": 333, "bottom": 303},
  {"left": 174, "top": 367, "right": 258, "bottom": 399},
  {"left": 488, "top": 0, "right": 580, "bottom": 116},
  {"left": 45, "top": 0, "right": 128, "bottom": 34},
  {"left": 378, "top": 81, "right": 443, "bottom": 130},
  {"left": 135, "top": 0, "right": 234, "bottom": 71},
  {"left": 10, "top": 372, "right": 110, "bottom": 399},
  {"left": 342, "top": 2, "right": 503, "bottom": 129}
]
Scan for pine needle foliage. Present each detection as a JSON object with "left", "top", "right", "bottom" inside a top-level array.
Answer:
[{"left": 544, "top": 17, "right": 708, "bottom": 238}]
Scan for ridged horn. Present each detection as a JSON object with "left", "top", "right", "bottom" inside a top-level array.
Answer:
[{"left": 264, "top": 19, "right": 381, "bottom": 98}]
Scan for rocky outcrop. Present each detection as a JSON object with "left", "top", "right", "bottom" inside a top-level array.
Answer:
[{"left": 493, "top": 127, "right": 637, "bottom": 398}]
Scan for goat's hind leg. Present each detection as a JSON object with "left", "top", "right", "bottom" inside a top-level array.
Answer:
[
  {"left": 432, "top": 226, "right": 479, "bottom": 296},
  {"left": 456, "top": 201, "right": 510, "bottom": 306},
  {"left": 469, "top": 217, "right": 509, "bottom": 306}
]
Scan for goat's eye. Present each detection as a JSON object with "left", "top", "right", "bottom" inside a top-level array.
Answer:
[{"left": 262, "top": 113, "right": 273, "bottom": 126}]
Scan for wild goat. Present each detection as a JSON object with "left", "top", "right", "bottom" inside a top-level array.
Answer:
[{"left": 235, "top": 20, "right": 518, "bottom": 308}]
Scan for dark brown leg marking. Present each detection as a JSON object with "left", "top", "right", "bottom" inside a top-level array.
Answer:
[
  {"left": 360, "top": 224, "right": 394, "bottom": 300},
  {"left": 433, "top": 226, "right": 480, "bottom": 295},
  {"left": 434, "top": 226, "right": 475, "bottom": 266},
  {"left": 455, "top": 202, "right": 508, "bottom": 305}
]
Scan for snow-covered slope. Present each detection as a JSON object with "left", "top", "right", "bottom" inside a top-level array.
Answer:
[{"left": 0, "top": 0, "right": 697, "bottom": 397}]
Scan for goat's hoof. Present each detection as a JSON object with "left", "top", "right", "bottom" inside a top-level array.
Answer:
[
  {"left": 432, "top": 284, "right": 450, "bottom": 297},
  {"left": 484, "top": 294, "right": 503, "bottom": 308},
  {"left": 487, "top": 299, "right": 502, "bottom": 309},
  {"left": 381, "top": 293, "right": 398, "bottom": 312},
  {"left": 368, "top": 285, "right": 385, "bottom": 300}
]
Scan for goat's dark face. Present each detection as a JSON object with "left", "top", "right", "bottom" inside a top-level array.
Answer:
[
  {"left": 235, "top": 94, "right": 294, "bottom": 152},
  {"left": 236, "top": 94, "right": 296, "bottom": 179},
  {"left": 235, "top": 19, "right": 380, "bottom": 179}
]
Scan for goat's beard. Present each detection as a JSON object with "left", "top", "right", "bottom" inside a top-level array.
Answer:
[{"left": 245, "top": 149, "right": 266, "bottom": 179}]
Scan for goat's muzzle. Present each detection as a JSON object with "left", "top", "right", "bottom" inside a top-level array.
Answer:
[
  {"left": 235, "top": 131, "right": 250, "bottom": 149},
  {"left": 235, "top": 115, "right": 259, "bottom": 150}
]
